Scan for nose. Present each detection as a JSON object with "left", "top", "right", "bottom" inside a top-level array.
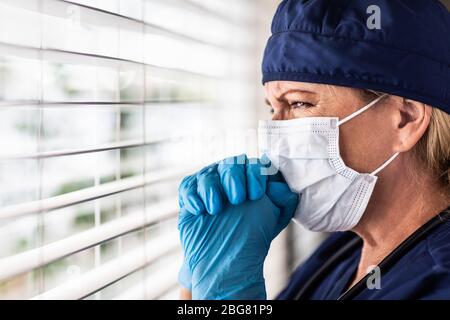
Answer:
[
  {"left": 272, "top": 108, "right": 294, "bottom": 121},
  {"left": 272, "top": 112, "right": 284, "bottom": 121}
]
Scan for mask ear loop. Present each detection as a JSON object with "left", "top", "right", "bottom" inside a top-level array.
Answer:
[
  {"left": 336, "top": 94, "right": 399, "bottom": 175},
  {"left": 371, "top": 152, "right": 400, "bottom": 176},
  {"left": 338, "top": 94, "right": 388, "bottom": 127}
]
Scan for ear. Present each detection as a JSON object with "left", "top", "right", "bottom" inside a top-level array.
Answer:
[{"left": 393, "top": 98, "right": 432, "bottom": 152}]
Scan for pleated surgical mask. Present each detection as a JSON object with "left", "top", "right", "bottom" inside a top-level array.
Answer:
[{"left": 258, "top": 95, "right": 399, "bottom": 232}]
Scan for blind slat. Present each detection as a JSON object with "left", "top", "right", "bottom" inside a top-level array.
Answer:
[
  {"left": 0, "top": 168, "right": 189, "bottom": 219},
  {"left": 0, "top": 99, "right": 209, "bottom": 108},
  {"left": 31, "top": 231, "right": 180, "bottom": 300},
  {"left": 0, "top": 200, "right": 178, "bottom": 282},
  {"left": 112, "top": 262, "right": 180, "bottom": 300},
  {"left": 1, "top": 138, "right": 167, "bottom": 160},
  {"left": 0, "top": 41, "right": 224, "bottom": 79},
  {"left": 58, "top": 0, "right": 231, "bottom": 49}
]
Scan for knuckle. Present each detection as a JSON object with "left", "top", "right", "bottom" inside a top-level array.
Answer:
[{"left": 179, "top": 175, "right": 194, "bottom": 193}]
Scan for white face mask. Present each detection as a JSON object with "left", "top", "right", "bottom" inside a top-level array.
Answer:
[{"left": 258, "top": 95, "right": 399, "bottom": 232}]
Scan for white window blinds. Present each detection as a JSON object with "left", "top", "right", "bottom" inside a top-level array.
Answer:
[{"left": 0, "top": 0, "right": 268, "bottom": 300}]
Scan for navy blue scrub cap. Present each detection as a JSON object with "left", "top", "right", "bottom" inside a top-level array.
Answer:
[{"left": 262, "top": 0, "right": 450, "bottom": 115}]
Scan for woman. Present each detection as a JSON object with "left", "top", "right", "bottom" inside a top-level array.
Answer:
[{"left": 178, "top": 0, "right": 450, "bottom": 300}]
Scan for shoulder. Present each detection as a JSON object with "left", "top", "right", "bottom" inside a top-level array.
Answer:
[
  {"left": 276, "top": 231, "right": 359, "bottom": 300},
  {"left": 355, "top": 219, "right": 450, "bottom": 300},
  {"left": 414, "top": 219, "right": 450, "bottom": 300}
]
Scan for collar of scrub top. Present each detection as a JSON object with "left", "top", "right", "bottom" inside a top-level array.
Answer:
[{"left": 294, "top": 206, "right": 450, "bottom": 300}]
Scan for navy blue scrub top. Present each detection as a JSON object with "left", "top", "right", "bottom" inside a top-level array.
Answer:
[{"left": 277, "top": 216, "right": 450, "bottom": 300}]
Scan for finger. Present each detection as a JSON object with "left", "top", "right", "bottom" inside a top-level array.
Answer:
[
  {"left": 178, "top": 175, "right": 205, "bottom": 215},
  {"left": 246, "top": 158, "right": 268, "bottom": 200},
  {"left": 263, "top": 154, "right": 284, "bottom": 183},
  {"left": 266, "top": 181, "right": 299, "bottom": 237},
  {"left": 260, "top": 153, "right": 280, "bottom": 178},
  {"left": 217, "top": 155, "right": 247, "bottom": 205},
  {"left": 196, "top": 164, "right": 225, "bottom": 215},
  {"left": 267, "top": 171, "right": 285, "bottom": 183}
]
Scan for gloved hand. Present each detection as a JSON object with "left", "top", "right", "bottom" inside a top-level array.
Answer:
[{"left": 177, "top": 155, "right": 299, "bottom": 299}]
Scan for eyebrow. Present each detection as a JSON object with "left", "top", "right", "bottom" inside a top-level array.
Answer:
[
  {"left": 265, "top": 89, "right": 317, "bottom": 106},
  {"left": 276, "top": 89, "right": 316, "bottom": 101}
]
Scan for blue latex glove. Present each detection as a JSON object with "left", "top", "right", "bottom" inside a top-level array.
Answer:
[{"left": 177, "top": 155, "right": 299, "bottom": 299}]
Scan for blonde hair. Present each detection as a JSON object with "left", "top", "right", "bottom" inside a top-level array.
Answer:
[
  {"left": 364, "top": 90, "right": 450, "bottom": 193},
  {"left": 415, "top": 108, "right": 450, "bottom": 191}
]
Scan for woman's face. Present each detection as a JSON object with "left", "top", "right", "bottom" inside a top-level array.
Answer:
[{"left": 264, "top": 81, "right": 400, "bottom": 174}]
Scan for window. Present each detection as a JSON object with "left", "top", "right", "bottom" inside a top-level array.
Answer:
[{"left": 0, "top": 0, "right": 296, "bottom": 299}]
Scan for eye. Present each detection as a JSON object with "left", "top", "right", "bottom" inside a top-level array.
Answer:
[
  {"left": 290, "top": 101, "right": 314, "bottom": 109},
  {"left": 264, "top": 99, "right": 274, "bottom": 114}
]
